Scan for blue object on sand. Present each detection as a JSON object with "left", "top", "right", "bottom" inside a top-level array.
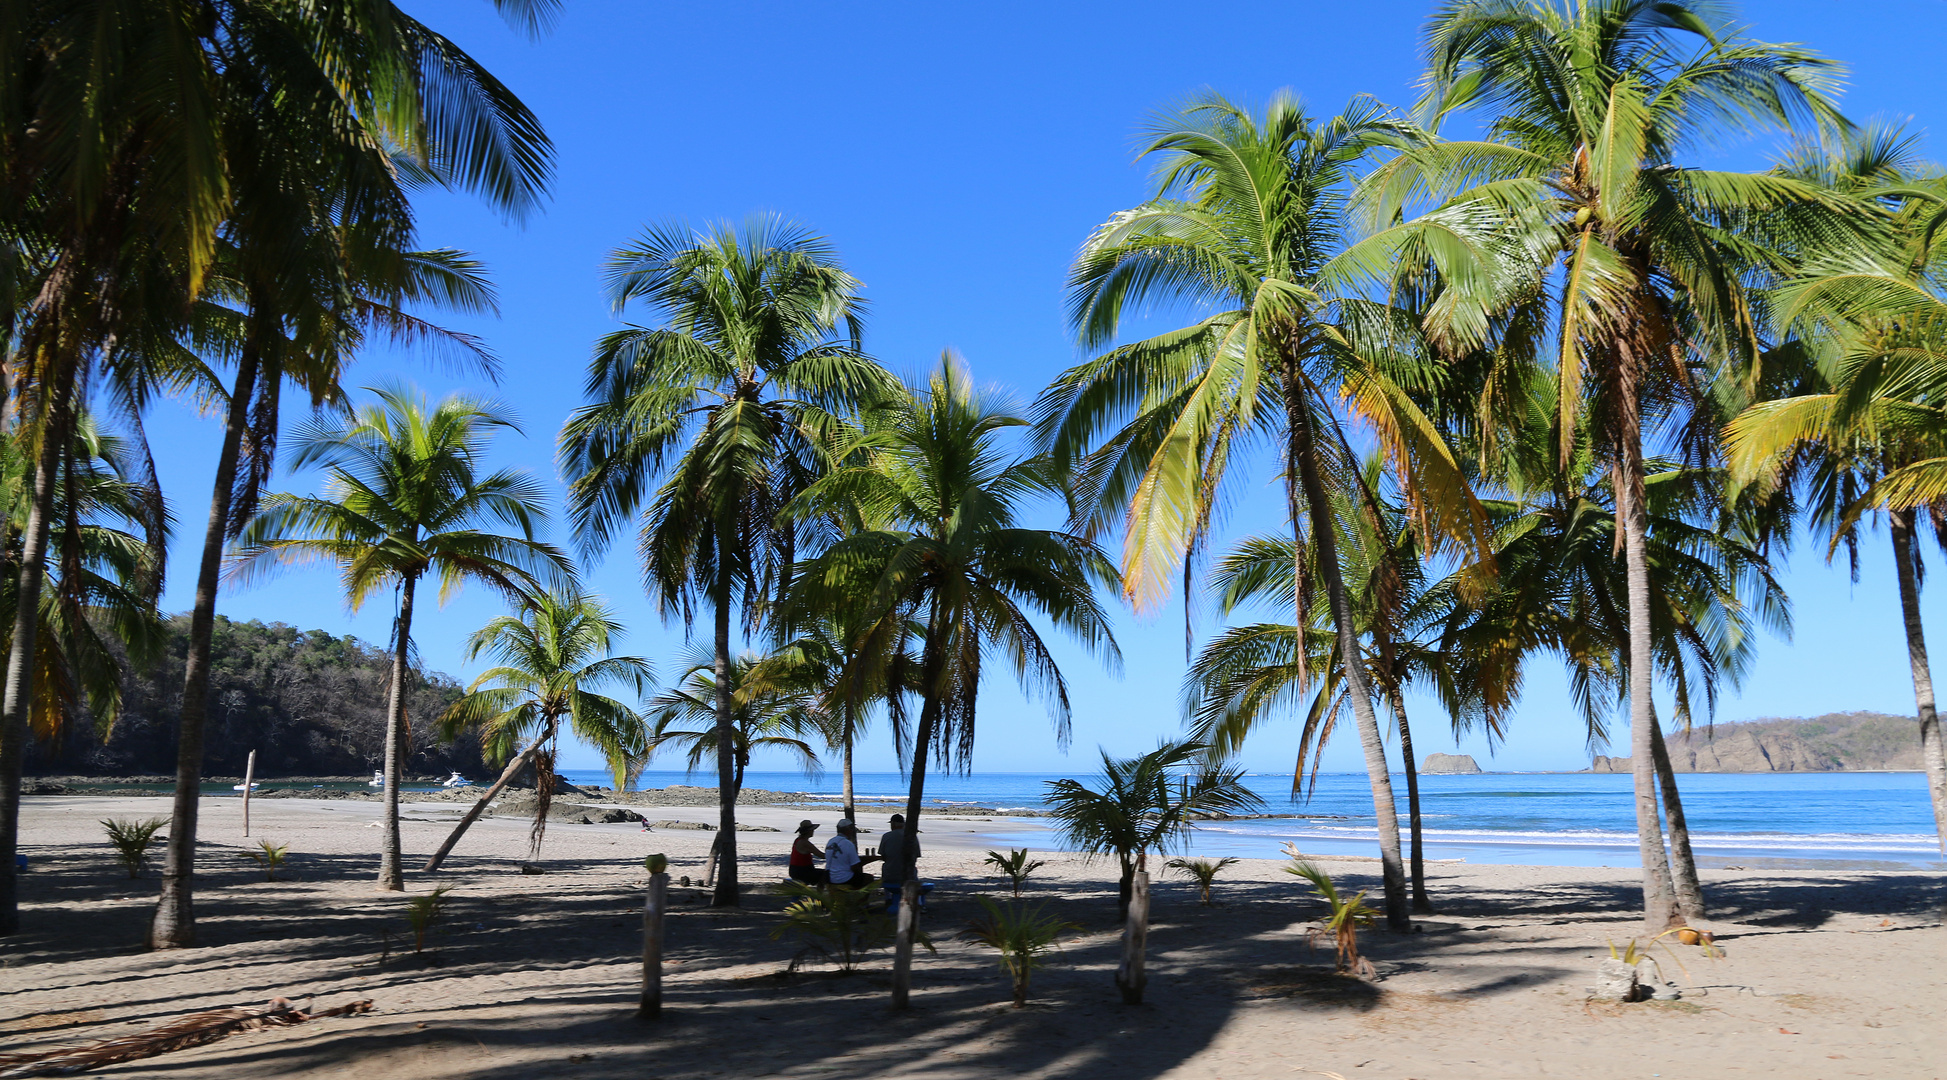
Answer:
[
  {"left": 884, "top": 881, "right": 933, "bottom": 914},
  {"left": 13, "top": 853, "right": 24, "bottom": 871}
]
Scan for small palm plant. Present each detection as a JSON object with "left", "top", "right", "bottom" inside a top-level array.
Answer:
[
  {"left": 404, "top": 885, "right": 457, "bottom": 955},
  {"left": 983, "top": 849, "right": 1047, "bottom": 898},
  {"left": 1287, "top": 860, "right": 1376, "bottom": 978},
  {"left": 963, "top": 898, "right": 1079, "bottom": 1008},
  {"left": 248, "top": 840, "right": 290, "bottom": 882},
  {"left": 769, "top": 881, "right": 905, "bottom": 973},
  {"left": 102, "top": 818, "right": 167, "bottom": 878},
  {"left": 1167, "top": 857, "right": 1239, "bottom": 906}
]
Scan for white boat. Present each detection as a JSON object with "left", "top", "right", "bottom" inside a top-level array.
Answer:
[
  {"left": 367, "top": 770, "right": 385, "bottom": 788},
  {"left": 442, "top": 772, "right": 473, "bottom": 789},
  {"left": 232, "top": 782, "right": 259, "bottom": 791}
]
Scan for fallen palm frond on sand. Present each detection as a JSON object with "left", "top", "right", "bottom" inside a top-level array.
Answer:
[{"left": 0, "top": 997, "right": 373, "bottom": 1078}]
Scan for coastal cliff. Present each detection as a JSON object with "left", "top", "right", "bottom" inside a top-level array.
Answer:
[{"left": 1589, "top": 712, "right": 1922, "bottom": 772}]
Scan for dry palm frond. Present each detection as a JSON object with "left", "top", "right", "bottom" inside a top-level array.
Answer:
[{"left": 0, "top": 998, "right": 372, "bottom": 1078}]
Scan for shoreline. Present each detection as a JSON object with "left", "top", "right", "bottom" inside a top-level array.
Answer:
[{"left": 5, "top": 794, "right": 1942, "bottom": 1080}]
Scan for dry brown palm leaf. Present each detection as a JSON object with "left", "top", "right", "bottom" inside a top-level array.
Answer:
[{"left": 0, "top": 997, "right": 373, "bottom": 1077}]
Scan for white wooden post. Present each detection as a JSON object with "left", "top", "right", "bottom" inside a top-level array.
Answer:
[
  {"left": 640, "top": 869, "right": 668, "bottom": 1018},
  {"left": 242, "top": 750, "right": 256, "bottom": 837}
]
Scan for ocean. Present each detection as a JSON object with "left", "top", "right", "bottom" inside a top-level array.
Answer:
[{"left": 562, "top": 768, "right": 1947, "bottom": 871}]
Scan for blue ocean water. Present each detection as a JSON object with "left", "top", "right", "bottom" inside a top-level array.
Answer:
[{"left": 563, "top": 768, "right": 1947, "bottom": 871}]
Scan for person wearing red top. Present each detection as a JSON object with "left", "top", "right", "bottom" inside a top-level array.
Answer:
[{"left": 788, "top": 819, "right": 826, "bottom": 885}]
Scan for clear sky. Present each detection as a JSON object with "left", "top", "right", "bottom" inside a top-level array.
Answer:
[{"left": 130, "top": 0, "right": 1947, "bottom": 777}]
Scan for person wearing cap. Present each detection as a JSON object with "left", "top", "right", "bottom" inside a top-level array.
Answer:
[
  {"left": 878, "top": 813, "right": 920, "bottom": 890},
  {"left": 788, "top": 820, "right": 826, "bottom": 885},
  {"left": 824, "top": 818, "right": 880, "bottom": 889}
]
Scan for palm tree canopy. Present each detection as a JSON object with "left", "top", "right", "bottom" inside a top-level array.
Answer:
[
  {"left": 558, "top": 215, "right": 898, "bottom": 620},
  {"left": 440, "top": 586, "right": 652, "bottom": 789},
  {"left": 231, "top": 385, "right": 572, "bottom": 606},
  {"left": 645, "top": 646, "right": 828, "bottom": 781},
  {"left": 1035, "top": 91, "right": 1498, "bottom": 610},
  {"left": 785, "top": 355, "right": 1123, "bottom": 770},
  {"left": 1043, "top": 739, "right": 1264, "bottom": 862}
]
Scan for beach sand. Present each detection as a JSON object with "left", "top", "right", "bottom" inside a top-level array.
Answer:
[{"left": 3, "top": 794, "right": 1942, "bottom": 1079}]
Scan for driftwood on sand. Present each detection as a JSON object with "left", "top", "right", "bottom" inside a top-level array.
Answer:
[{"left": 0, "top": 997, "right": 372, "bottom": 1078}]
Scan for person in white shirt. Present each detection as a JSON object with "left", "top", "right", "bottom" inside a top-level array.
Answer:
[{"left": 823, "top": 818, "right": 880, "bottom": 889}]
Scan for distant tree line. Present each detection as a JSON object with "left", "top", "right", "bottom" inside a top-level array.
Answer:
[{"left": 23, "top": 616, "right": 483, "bottom": 778}]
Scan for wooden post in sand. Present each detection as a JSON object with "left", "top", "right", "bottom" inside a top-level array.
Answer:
[
  {"left": 640, "top": 859, "right": 668, "bottom": 1019},
  {"left": 1116, "top": 861, "right": 1150, "bottom": 1005},
  {"left": 242, "top": 751, "right": 256, "bottom": 837}
]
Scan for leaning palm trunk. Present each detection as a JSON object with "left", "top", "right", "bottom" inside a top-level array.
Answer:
[
  {"left": 1649, "top": 717, "right": 1704, "bottom": 921},
  {"left": 0, "top": 394, "right": 67, "bottom": 935},
  {"left": 892, "top": 617, "right": 946, "bottom": 1010},
  {"left": 378, "top": 575, "right": 417, "bottom": 891},
  {"left": 152, "top": 349, "right": 261, "bottom": 946},
  {"left": 423, "top": 740, "right": 546, "bottom": 872},
  {"left": 1287, "top": 390, "right": 1410, "bottom": 931},
  {"left": 1618, "top": 394, "right": 1679, "bottom": 930},
  {"left": 709, "top": 592, "right": 739, "bottom": 906},
  {"left": 1891, "top": 510, "right": 1947, "bottom": 852},
  {"left": 1384, "top": 677, "right": 1432, "bottom": 913}
]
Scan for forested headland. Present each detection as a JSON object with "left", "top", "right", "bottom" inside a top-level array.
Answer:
[{"left": 23, "top": 617, "right": 484, "bottom": 779}]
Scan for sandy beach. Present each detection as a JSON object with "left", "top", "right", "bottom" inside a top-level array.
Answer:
[{"left": 3, "top": 793, "right": 1942, "bottom": 1080}]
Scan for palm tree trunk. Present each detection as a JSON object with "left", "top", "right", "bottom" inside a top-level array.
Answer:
[
  {"left": 0, "top": 391, "right": 70, "bottom": 935},
  {"left": 841, "top": 722, "right": 856, "bottom": 824},
  {"left": 1890, "top": 510, "right": 1947, "bottom": 852},
  {"left": 1648, "top": 714, "right": 1704, "bottom": 922},
  {"left": 892, "top": 609, "right": 945, "bottom": 1010},
  {"left": 423, "top": 740, "right": 545, "bottom": 872},
  {"left": 1286, "top": 390, "right": 1410, "bottom": 931},
  {"left": 150, "top": 347, "right": 260, "bottom": 947},
  {"left": 1383, "top": 677, "right": 1432, "bottom": 913},
  {"left": 378, "top": 574, "right": 417, "bottom": 891},
  {"left": 709, "top": 589, "right": 739, "bottom": 906},
  {"left": 1617, "top": 396, "right": 1679, "bottom": 931}
]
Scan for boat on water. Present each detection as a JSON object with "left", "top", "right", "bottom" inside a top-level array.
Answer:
[
  {"left": 442, "top": 772, "right": 473, "bottom": 789},
  {"left": 367, "top": 770, "right": 384, "bottom": 788},
  {"left": 232, "top": 782, "right": 260, "bottom": 792}
]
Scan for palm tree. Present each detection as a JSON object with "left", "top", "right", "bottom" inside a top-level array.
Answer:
[
  {"left": 1725, "top": 132, "right": 1947, "bottom": 849},
  {"left": 1035, "top": 93, "right": 1497, "bottom": 929},
  {"left": 1394, "top": 0, "right": 1857, "bottom": 927},
  {"left": 559, "top": 215, "right": 894, "bottom": 907},
  {"left": 0, "top": 415, "right": 170, "bottom": 747},
  {"left": 645, "top": 647, "right": 829, "bottom": 799},
  {"left": 425, "top": 586, "right": 652, "bottom": 871},
  {"left": 1186, "top": 468, "right": 1486, "bottom": 913},
  {"left": 1, "top": 0, "right": 559, "bottom": 935},
  {"left": 1044, "top": 740, "right": 1263, "bottom": 918},
  {"left": 758, "top": 613, "right": 910, "bottom": 823},
  {"left": 787, "top": 354, "right": 1122, "bottom": 1006},
  {"left": 231, "top": 387, "right": 570, "bottom": 890}
]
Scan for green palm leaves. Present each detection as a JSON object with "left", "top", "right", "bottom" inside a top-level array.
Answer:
[
  {"left": 235, "top": 387, "right": 568, "bottom": 890},
  {"left": 645, "top": 648, "right": 828, "bottom": 791},
  {"left": 560, "top": 215, "right": 893, "bottom": 907}
]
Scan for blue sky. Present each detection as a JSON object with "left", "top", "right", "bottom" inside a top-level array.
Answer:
[{"left": 133, "top": 0, "right": 1947, "bottom": 776}]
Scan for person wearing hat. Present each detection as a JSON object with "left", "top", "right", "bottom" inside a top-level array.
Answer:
[
  {"left": 824, "top": 818, "right": 881, "bottom": 890},
  {"left": 788, "top": 820, "right": 826, "bottom": 886}
]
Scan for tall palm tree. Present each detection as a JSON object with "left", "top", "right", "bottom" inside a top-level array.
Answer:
[
  {"left": 1394, "top": 0, "right": 1856, "bottom": 927},
  {"left": 559, "top": 215, "right": 894, "bottom": 906},
  {"left": 425, "top": 586, "right": 652, "bottom": 871},
  {"left": 1044, "top": 739, "right": 1263, "bottom": 919},
  {"left": 1035, "top": 93, "right": 1496, "bottom": 929},
  {"left": 1, "top": 0, "right": 558, "bottom": 934},
  {"left": 1725, "top": 133, "right": 1947, "bottom": 848},
  {"left": 231, "top": 387, "right": 570, "bottom": 890},
  {"left": 787, "top": 354, "right": 1122, "bottom": 1006}
]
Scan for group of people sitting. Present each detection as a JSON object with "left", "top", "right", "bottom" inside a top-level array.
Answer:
[{"left": 788, "top": 815, "right": 919, "bottom": 892}]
